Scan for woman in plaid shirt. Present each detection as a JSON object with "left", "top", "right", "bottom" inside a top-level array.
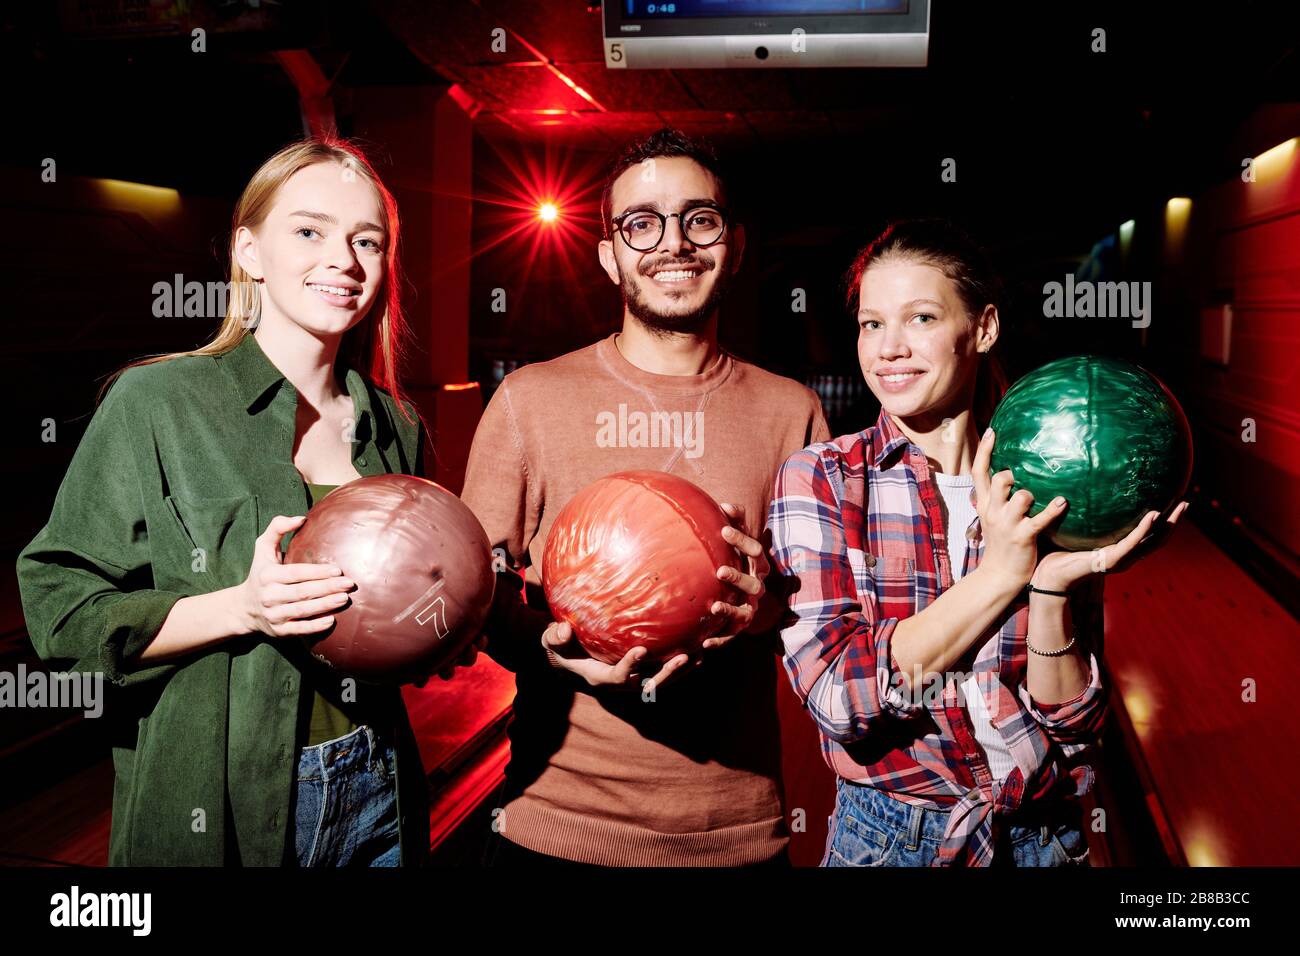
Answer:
[{"left": 767, "top": 220, "right": 1189, "bottom": 866}]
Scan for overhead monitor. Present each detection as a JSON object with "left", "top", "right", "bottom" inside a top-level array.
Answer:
[{"left": 603, "top": 0, "right": 930, "bottom": 69}]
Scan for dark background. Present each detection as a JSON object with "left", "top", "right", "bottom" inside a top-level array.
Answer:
[
  {"left": 5, "top": 1, "right": 1298, "bottom": 481},
  {"left": 2, "top": 1, "right": 1298, "bottom": 868}
]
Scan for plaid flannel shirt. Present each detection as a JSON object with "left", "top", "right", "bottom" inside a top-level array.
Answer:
[{"left": 767, "top": 408, "right": 1108, "bottom": 866}]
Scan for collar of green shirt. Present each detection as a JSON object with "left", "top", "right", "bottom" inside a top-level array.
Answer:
[{"left": 216, "top": 330, "right": 381, "bottom": 444}]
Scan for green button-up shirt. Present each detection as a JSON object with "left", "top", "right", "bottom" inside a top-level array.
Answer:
[{"left": 17, "top": 332, "right": 430, "bottom": 866}]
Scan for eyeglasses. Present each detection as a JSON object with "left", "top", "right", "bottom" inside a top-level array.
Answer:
[{"left": 609, "top": 205, "right": 728, "bottom": 252}]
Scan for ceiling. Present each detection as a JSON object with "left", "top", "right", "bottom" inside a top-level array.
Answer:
[
  {"left": 1, "top": 0, "right": 1295, "bottom": 261},
  {"left": 368, "top": 0, "right": 1300, "bottom": 154}
]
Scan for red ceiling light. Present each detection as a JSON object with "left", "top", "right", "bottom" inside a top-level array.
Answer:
[{"left": 470, "top": 139, "right": 607, "bottom": 300}]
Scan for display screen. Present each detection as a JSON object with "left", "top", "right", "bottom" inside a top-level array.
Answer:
[{"left": 622, "top": 1, "right": 908, "bottom": 17}]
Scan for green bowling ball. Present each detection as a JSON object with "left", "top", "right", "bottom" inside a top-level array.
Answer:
[{"left": 988, "top": 355, "right": 1193, "bottom": 551}]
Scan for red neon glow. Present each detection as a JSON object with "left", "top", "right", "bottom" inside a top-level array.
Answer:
[{"left": 472, "top": 140, "right": 607, "bottom": 301}]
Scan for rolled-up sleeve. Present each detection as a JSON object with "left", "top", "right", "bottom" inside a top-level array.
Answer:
[
  {"left": 1018, "top": 574, "right": 1109, "bottom": 748},
  {"left": 767, "top": 447, "right": 924, "bottom": 745},
  {"left": 17, "top": 369, "right": 184, "bottom": 687}
]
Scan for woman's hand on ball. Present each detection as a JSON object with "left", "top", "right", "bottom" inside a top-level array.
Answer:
[
  {"left": 972, "top": 429, "right": 1069, "bottom": 589},
  {"left": 236, "top": 514, "right": 355, "bottom": 639},
  {"left": 1032, "top": 500, "right": 1191, "bottom": 590}
]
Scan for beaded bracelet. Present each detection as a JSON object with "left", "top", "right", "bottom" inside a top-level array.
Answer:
[{"left": 1028, "top": 633, "right": 1077, "bottom": 657}]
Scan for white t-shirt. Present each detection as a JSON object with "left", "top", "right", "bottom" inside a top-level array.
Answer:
[{"left": 932, "top": 471, "right": 1016, "bottom": 780}]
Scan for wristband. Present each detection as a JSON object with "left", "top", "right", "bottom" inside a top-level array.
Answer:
[{"left": 1025, "top": 582, "right": 1070, "bottom": 599}]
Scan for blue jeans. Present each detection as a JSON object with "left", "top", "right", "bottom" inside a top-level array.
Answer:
[
  {"left": 823, "top": 778, "right": 1091, "bottom": 867},
  {"left": 292, "top": 725, "right": 400, "bottom": 867}
]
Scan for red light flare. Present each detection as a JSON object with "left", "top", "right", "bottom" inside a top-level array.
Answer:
[{"left": 472, "top": 137, "right": 607, "bottom": 301}]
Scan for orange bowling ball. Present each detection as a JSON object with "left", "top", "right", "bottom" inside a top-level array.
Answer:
[{"left": 542, "top": 471, "right": 744, "bottom": 665}]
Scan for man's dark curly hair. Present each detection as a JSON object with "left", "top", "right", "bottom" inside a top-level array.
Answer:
[{"left": 600, "top": 127, "right": 731, "bottom": 238}]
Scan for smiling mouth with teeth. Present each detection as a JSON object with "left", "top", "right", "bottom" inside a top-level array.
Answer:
[
  {"left": 308, "top": 283, "right": 361, "bottom": 298},
  {"left": 650, "top": 269, "right": 701, "bottom": 283}
]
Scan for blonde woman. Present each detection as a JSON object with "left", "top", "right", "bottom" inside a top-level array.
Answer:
[{"left": 18, "top": 138, "right": 472, "bottom": 866}]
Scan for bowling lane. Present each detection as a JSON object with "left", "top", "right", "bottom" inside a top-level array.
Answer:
[
  {"left": 0, "top": 659, "right": 516, "bottom": 867},
  {"left": 0, "top": 759, "right": 112, "bottom": 866},
  {"left": 1101, "top": 516, "right": 1300, "bottom": 865},
  {"left": 402, "top": 657, "right": 515, "bottom": 776}
]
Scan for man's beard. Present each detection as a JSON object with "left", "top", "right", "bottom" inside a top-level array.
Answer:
[{"left": 619, "top": 258, "right": 729, "bottom": 336}]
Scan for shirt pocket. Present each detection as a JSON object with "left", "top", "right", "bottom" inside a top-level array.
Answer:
[
  {"left": 868, "top": 555, "right": 916, "bottom": 619},
  {"left": 161, "top": 494, "right": 260, "bottom": 590}
]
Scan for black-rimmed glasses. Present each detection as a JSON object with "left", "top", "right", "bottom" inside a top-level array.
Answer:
[{"left": 609, "top": 205, "right": 728, "bottom": 252}]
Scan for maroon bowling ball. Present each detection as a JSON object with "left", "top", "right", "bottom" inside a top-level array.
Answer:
[{"left": 285, "top": 474, "right": 495, "bottom": 683}]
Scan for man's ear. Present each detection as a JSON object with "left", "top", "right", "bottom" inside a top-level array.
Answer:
[
  {"left": 728, "top": 222, "right": 746, "bottom": 275},
  {"left": 234, "top": 225, "right": 263, "bottom": 281},
  {"left": 597, "top": 238, "right": 621, "bottom": 286}
]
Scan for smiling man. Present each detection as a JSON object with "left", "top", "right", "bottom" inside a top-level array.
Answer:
[{"left": 460, "top": 128, "right": 829, "bottom": 867}]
